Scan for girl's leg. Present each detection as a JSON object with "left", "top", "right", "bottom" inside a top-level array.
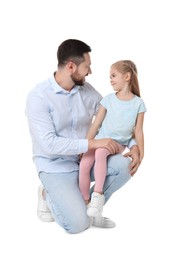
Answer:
[
  {"left": 94, "top": 143, "right": 125, "bottom": 193},
  {"left": 79, "top": 149, "right": 95, "bottom": 201},
  {"left": 90, "top": 153, "right": 131, "bottom": 203},
  {"left": 87, "top": 148, "right": 110, "bottom": 217},
  {"left": 94, "top": 148, "right": 111, "bottom": 193}
]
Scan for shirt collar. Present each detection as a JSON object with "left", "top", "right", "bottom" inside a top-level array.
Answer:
[{"left": 49, "top": 73, "right": 79, "bottom": 94}]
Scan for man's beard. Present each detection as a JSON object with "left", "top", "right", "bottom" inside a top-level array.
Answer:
[{"left": 71, "top": 71, "right": 86, "bottom": 86}]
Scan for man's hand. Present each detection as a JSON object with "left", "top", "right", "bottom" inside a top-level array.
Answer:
[{"left": 123, "top": 145, "right": 140, "bottom": 176}]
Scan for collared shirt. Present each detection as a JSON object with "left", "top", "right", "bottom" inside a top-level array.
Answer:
[{"left": 26, "top": 74, "right": 102, "bottom": 173}]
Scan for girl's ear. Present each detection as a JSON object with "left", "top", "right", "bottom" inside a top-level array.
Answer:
[{"left": 125, "top": 72, "right": 131, "bottom": 81}]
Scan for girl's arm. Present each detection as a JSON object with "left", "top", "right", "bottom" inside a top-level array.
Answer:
[
  {"left": 87, "top": 105, "right": 107, "bottom": 139},
  {"left": 134, "top": 112, "right": 145, "bottom": 163}
]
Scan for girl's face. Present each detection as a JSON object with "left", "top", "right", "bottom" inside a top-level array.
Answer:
[{"left": 110, "top": 67, "right": 128, "bottom": 92}]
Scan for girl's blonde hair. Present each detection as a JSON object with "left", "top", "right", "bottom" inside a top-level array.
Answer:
[{"left": 112, "top": 60, "right": 140, "bottom": 97}]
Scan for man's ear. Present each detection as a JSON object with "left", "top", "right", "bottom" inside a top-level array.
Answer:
[{"left": 67, "top": 62, "right": 77, "bottom": 73}]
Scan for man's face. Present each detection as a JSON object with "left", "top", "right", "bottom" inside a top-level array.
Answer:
[{"left": 71, "top": 53, "right": 92, "bottom": 86}]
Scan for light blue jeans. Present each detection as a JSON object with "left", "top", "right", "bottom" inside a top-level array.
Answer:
[{"left": 39, "top": 154, "right": 131, "bottom": 234}]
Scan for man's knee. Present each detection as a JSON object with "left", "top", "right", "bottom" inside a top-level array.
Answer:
[
  {"left": 65, "top": 216, "right": 90, "bottom": 234},
  {"left": 107, "top": 154, "right": 131, "bottom": 175},
  {"left": 52, "top": 206, "right": 90, "bottom": 234}
]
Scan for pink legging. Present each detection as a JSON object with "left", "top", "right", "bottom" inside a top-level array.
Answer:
[{"left": 79, "top": 144, "right": 125, "bottom": 201}]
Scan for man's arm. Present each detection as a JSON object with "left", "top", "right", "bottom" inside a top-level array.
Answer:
[
  {"left": 88, "top": 138, "right": 120, "bottom": 154},
  {"left": 26, "top": 94, "right": 88, "bottom": 156}
]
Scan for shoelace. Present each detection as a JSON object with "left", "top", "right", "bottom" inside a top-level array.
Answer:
[{"left": 90, "top": 195, "right": 101, "bottom": 208}]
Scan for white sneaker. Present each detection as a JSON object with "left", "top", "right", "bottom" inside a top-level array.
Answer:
[
  {"left": 92, "top": 215, "right": 116, "bottom": 228},
  {"left": 37, "top": 185, "right": 54, "bottom": 222},
  {"left": 87, "top": 192, "right": 105, "bottom": 217}
]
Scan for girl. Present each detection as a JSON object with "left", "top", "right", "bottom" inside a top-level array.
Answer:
[{"left": 79, "top": 60, "right": 146, "bottom": 217}]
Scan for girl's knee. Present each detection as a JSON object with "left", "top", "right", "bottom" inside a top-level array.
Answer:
[{"left": 95, "top": 148, "right": 110, "bottom": 159}]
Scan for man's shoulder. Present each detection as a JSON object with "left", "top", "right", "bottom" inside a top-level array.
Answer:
[
  {"left": 82, "top": 82, "right": 96, "bottom": 91},
  {"left": 27, "top": 77, "right": 52, "bottom": 97},
  {"left": 80, "top": 82, "right": 101, "bottom": 96}
]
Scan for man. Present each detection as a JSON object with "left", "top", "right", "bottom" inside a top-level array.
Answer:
[{"left": 26, "top": 39, "right": 140, "bottom": 234}]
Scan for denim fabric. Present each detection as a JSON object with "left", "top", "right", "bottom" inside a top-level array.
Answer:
[{"left": 39, "top": 153, "right": 131, "bottom": 233}]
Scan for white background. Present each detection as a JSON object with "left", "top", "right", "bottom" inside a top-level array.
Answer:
[{"left": 0, "top": 0, "right": 173, "bottom": 259}]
